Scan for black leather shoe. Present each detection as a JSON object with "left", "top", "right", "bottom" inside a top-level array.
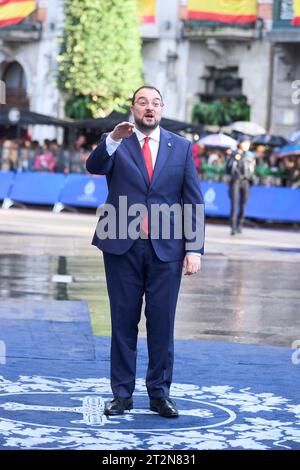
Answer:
[
  {"left": 104, "top": 397, "right": 133, "bottom": 416},
  {"left": 150, "top": 397, "right": 179, "bottom": 418}
]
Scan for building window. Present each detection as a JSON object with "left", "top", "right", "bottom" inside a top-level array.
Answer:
[
  {"left": 201, "top": 67, "right": 243, "bottom": 101},
  {"left": 192, "top": 66, "right": 250, "bottom": 126},
  {"left": 3, "top": 61, "right": 27, "bottom": 90},
  {"left": 273, "top": 0, "right": 295, "bottom": 28},
  {"left": 2, "top": 61, "right": 29, "bottom": 109},
  {"left": 279, "top": 0, "right": 294, "bottom": 20}
]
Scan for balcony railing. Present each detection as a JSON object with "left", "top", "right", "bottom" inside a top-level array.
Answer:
[{"left": 0, "top": 8, "right": 46, "bottom": 42}]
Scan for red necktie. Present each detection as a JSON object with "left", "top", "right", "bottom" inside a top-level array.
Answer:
[
  {"left": 142, "top": 136, "right": 153, "bottom": 182},
  {"left": 141, "top": 137, "right": 153, "bottom": 235}
]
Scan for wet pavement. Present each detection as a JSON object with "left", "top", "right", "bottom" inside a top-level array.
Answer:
[{"left": 0, "top": 208, "right": 299, "bottom": 346}]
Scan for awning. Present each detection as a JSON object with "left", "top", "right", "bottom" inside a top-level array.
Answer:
[
  {"left": 0, "top": 108, "right": 203, "bottom": 135},
  {"left": 0, "top": 108, "right": 73, "bottom": 127},
  {"left": 74, "top": 111, "right": 203, "bottom": 135},
  {"left": 0, "top": 0, "right": 36, "bottom": 28}
]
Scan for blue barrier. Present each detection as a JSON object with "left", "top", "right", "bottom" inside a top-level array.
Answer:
[
  {"left": 0, "top": 171, "right": 299, "bottom": 222},
  {"left": 0, "top": 171, "right": 15, "bottom": 201},
  {"left": 7, "top": 172, "right": 66, "bottom": 205},
  {"left": 246, "top": 186, "right": 300, "bottom": 222},
  {"left": 202, "top": 181, "right": 300, "bottom": 222},
  {"left": 201, "top": 182, "right": 230, "bottom": 217},
  {"left": 58, "top": 174, "right": 108, "bottom": 208}
]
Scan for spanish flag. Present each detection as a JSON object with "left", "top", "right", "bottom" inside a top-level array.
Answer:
[
  {"left": 292, "top": 0, "right": 300, "bottom": 26},
  {"left": 136, "top": 0, "right": 155, "bottom": 24},
  {"left": 0, "top": 0, "right": 36, "bottom": 28},
  {"left": 187, "top": 0, "right": 257, "bottom": 24}
]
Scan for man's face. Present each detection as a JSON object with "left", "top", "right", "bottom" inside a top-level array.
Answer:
[{"left": 131, "top": 88, "right": 163, "bottom": 132}]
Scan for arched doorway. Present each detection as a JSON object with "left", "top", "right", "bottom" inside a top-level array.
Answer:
[{"left": 2, "top": 61, "right": 29, "bottom": 109}]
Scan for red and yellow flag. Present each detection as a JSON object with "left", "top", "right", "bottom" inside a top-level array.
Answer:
[
  {"left": 292, "top": 0, "right": 300, "bottom": 26},
  {"left": 187, "top": 0, "right": 257, "bottom": 24},
  {"left": 0, "top": 0, "right": 36, "bottom": 28},
  {"left": 136, "top": 0, "right": 156, "bottom": 24}
]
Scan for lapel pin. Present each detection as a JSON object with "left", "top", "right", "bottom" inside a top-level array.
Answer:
[{"left": 168, "top": 142, "right": 172, "bottom": 147}]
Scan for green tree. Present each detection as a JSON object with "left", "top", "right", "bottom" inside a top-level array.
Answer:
[{"left": 58, "top": 0, "right": 143, "bottom": 118}]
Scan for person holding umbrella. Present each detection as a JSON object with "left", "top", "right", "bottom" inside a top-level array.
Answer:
[{"left": 225, "top": 137, "right": 256, "bottom": 235}]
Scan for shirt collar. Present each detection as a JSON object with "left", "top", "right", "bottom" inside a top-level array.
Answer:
[{"left": 134, "top": 125, "right": 160, "bottom": 143}]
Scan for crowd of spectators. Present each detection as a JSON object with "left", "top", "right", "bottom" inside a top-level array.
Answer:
[
  {"left": 1, "top": 133, "right": 299, "bottom": 188},
  {"left": 0, "top": 134, "right": 92, "bottom": 174},
  {"left": 192, "top": 141, "right": 300, "bottom": 188}
]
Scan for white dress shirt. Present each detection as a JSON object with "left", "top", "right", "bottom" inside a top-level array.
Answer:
[
  {"left": 105, "top": 127, "right": 201, "bottom": 257},
  {"left": 106, "top": 126, "right": 160, "bottom": 164}
]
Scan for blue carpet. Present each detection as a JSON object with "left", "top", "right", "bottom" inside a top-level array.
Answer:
[
  {"left": 0, "top": 300, "right": 95, "bottom": 361},
  {"left": 0, "top": 301, "right": 299, "bottom": 450}
]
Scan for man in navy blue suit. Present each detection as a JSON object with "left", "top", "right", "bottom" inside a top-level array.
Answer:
[{"left": 86, "top": 86, "right": 205, "bottom": 418}]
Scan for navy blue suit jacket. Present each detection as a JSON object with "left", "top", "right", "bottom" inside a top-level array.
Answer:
[{"left": 86, "top": 127, "right": 205, "bottom": 262}]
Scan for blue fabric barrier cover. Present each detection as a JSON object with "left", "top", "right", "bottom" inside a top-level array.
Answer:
[
  {"left": 0, "top": 171, "right": 15, "bottom": 201},
  {"left": 202, "top": 182, "right": 230, "bottom": 217},
  {"left": 8, "top": 172, "right": 66, "bottom": 205},
  {"left": 58, "top": 174, "right": 108, "bottom": 208},
  {"left": 246, "top": 185, "right": 300, "bottom": 222},
  {"left": 202, "top": 181, "right": 300, "bottom": 222},
  {"left": 2, "top": 172, "right": 299, "bottom": 221}
]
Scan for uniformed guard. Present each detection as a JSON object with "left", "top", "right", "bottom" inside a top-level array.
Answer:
[{"left": 225, "top": 138, "right": 256, "bottom": 235}]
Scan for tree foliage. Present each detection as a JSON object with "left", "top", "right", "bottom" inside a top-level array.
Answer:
[{"left": 58, "top": 0, "right": 143, "bottom": 118}]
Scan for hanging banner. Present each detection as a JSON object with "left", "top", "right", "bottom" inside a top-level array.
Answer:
[
  {"left": 0, "top": 0, "right": 36, "bottom": 28},
  {"left": 136, "top": 0, "right": 156, "bottom": 24},
  {"left": 187, "top": 0, "right": 257, "bottom": 24},
  {"left": 292, "top": 0, "right": 300, "bottom": 25}
]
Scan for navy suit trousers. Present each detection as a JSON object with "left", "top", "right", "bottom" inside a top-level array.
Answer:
[{"left": 103, "top": 237, "right": 183, "bottom": 399}]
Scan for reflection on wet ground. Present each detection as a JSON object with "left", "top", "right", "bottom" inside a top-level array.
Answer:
[
  {"left": 0, "top": 253, "right": 110, "bottom": 335},
  {"left": 0, "top": 209, "right": 299, "bottom": 346}
]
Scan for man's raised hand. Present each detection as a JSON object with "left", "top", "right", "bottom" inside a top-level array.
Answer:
[{"left": 110, "top": 122, "right": 135, "bottom": 141}]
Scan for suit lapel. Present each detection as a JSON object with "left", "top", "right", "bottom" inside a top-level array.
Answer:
[
  {"left": 150, "top": 128, "right": 173, "bottom": 189},
  {"left": 122, "top": 128, "right": 173, "bottom": 188},
  {"left": 122, "top": 133, "right": 149, "bottom": 187}
]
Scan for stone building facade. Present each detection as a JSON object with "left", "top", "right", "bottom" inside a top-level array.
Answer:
[{"left": 1, "top": 1, "right": 298, "bottom": 138}]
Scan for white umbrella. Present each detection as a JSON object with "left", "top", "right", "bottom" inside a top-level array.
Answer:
[
  {"left": 199, "top": 133, "right": 237, "bottom": 149},
  {"left": 228, "top": 121, "right": 266, "bottom": 136}
]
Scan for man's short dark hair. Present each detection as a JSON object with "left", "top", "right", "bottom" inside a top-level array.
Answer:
[{"left": 131, "top": 85, "right": 163, "bottom": 104}]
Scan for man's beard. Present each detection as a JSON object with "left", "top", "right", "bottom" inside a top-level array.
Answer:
[{"left": 134, "top": 115, "right": 160, "bottom": 133}]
